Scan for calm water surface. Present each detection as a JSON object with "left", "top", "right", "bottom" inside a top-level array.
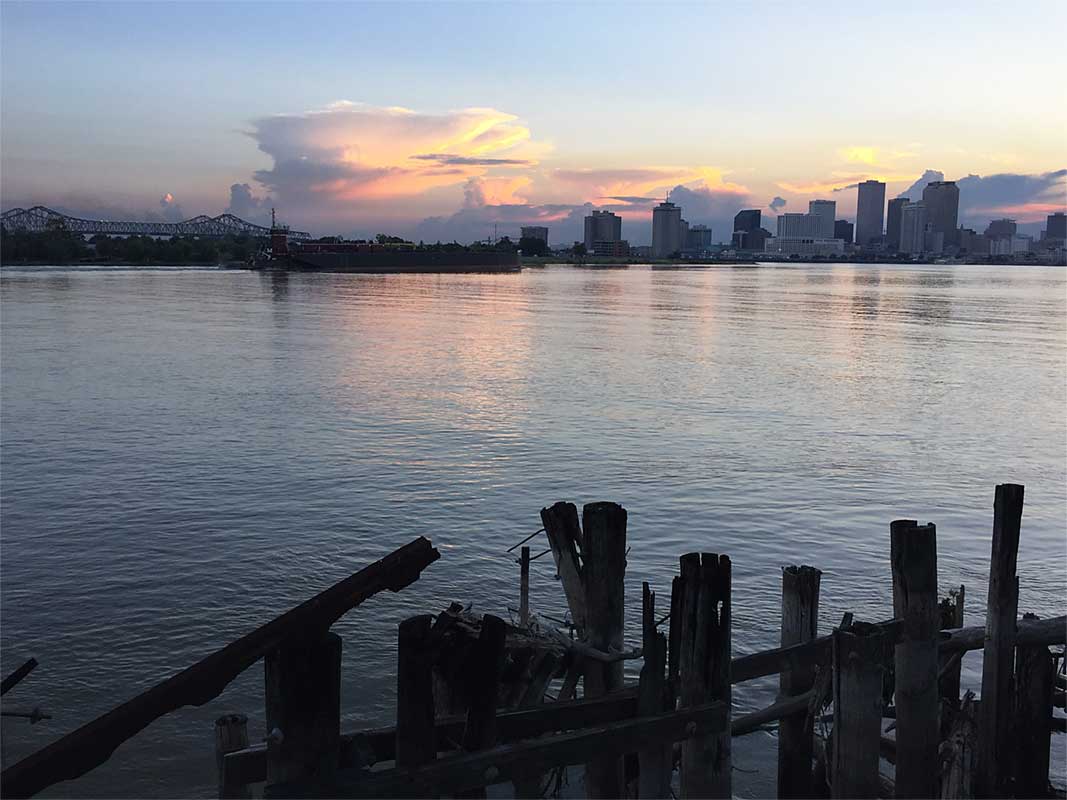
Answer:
[{"left": 2, "top": 263, "right": 1065, "bottom": 797}]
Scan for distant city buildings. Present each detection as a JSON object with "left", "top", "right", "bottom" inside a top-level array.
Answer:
[
  {"left": 731, "top": 209, "right": 767, "bottom": 251},
  {"left": 1046, "top": 212, "right": 1067, "bottom": 241},
  {"left": 886, "top": 197, "right": 908, "bottom": 251},
  {"left": 734, "top": 209, "right": 761, "bottom": 234},
  {"left": 592, "top": 240, "right": 631, "bottom": 257},
  {"left": 520, "top": 226, "right": 549, "bottom": 245},
  {"left": 899, "top": 201, "right": 927, "bottom": 255},
  {"left": 764, "top": 236, "right": 844, "bottom": 257},
  {"left": 834, "top": 219, "right": 854, "bottom": 244},
  {"left": 652, "top": 199, "right": 684, "bottom": 258},
  {"left": 855, "top": 180, "right": 885, "bottom": 246},
  {"left": 584, "top": 210, "right": 622, "bottom": 251},
  {"left": 808, "top": 200, "right": 836, "bottom": 239},
  {"left": 921, "top": 181, "right": 960, "bottom": 247},
  {"left": 777, "top": 213, "right": 823, "bottom": 238},
  {"left": 685, "top": 224, "right": 714, "bottom": 254},
  {"left": 984, "top": 218, "right": 1016, "bottom": 239}
]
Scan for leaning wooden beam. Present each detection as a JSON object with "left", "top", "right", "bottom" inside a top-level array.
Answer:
[
  {"left": 264, "top": 701, "right": 728, "bottom": 799},
  {"left": 732, "top": 688, "right": 814, "bottom": 737},
  {"left": 540, "top": 502, "right": 586, "bottom": 633},
  {"left": 940, "top": 614, "right": 1065, "bottom": 652},
  {"left": 0, "top": 537, "right": 441, "bottom": 800},
  {"left": 0, "top": 658, "right": 39, "bottom": 697}
]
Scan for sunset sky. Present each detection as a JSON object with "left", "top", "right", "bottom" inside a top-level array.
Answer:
[{"left": 2, "top": 0, "right": 1065, "bottom": 243}]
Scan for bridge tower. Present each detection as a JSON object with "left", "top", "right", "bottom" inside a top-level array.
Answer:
[{"left": 269, "top": 208, "right": 289, "bottom": 258}]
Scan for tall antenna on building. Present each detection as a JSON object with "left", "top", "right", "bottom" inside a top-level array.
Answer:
[{"left": 271, "top": 207, "right": 276, "bottom": 229}]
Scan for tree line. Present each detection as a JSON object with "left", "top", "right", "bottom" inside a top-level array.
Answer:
[{"left": 1, "top": 228, "right": 259, "bottom": 265}]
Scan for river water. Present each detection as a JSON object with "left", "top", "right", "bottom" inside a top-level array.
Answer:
[{"left": 1, "top": 263, "right": 1064, "bottom": 797}]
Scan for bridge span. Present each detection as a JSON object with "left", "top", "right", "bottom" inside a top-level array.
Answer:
[{"left": 0, "top": 205, "right": 311, "bottom": 240}]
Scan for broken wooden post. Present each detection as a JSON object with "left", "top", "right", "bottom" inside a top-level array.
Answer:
[
  {"left": 264, "top": 631, "right": 342, "bottom": 787},
  {"left": 638, "top": 582, "right": 671, "bottom": 799},
  {"left": 778, "top": 564, "right": 822, "bottom": 799},
  {"left": 941, "top": 691, "right": 978, "bottom": 799},
  {"left": 540, "top": 502, "right": 586, "bottom": 633},
  {"left": 976, "top": 483, "right": 1024, "bottom": 799},
  {"left": 668, "top": 574, "right": 684, "bottom": 708},
  {"left": 519, "top": 546, "right": 531, "bottom": 627},
  {"left": 678, "top": 552, "right": 732, "bottom": 800},
  {"left": 1013, "top": 614, "right": 1053, "bottom": 799},
  {"left": 831, "top": 622, "right": 884, "bottom": 799},
  {"left": 938, "top": 585, "right": 965, "bottom": 709},
  {"left": 215, "top": 714, "right": 251, "bottom": 799},
  {"left": 458, "top": 614, "right": 506, "bottom": 799},
  {"left": 581, "top": 501, "right": 627, "bottom": 799},
  {"left": 890, "top": 519, "right": 939, "bottom": 799},
  {"left": 397, "top": 615, "right": 436, "bottom": 769}
]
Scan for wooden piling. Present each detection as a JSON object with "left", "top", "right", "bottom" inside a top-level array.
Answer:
[
  {"left": 519, "top": 546, "right": 531, "bottom": 627},
  {"left": 397, "top": 615, "right": 436, "bottom": 769},
  {"left": 580, "top": 502, "right": 627, "bottom": 799},
  {"left": 540, "top": 502, "right": 587, "bottom": 633},
  {"left": 976, "top": 483, "right": 1024, "bottom": 799},
  {"left": 938, "top": 585, "right": 965, "bottom": 709},
  {"left": 778, "top": 564, "right": 822, "bottom": 799},
  {"left": 638, "top": 582, "right": 671, "bottom": 799},
  {"left": 889, "top": 519, "right": 939, "bottom": 799},
  {"left": 677, "top": 552, "right": 732, "bottom": 800},
  {"left": 214, "top": 714, "right": 252, "bottom": 799},
  {"left": 264, "top": 631, "right": 342, "bottom": 786},
  {"left": 830, "top": 622, "right": 884, "bottom": 799},
  {"left": 1013, "top": 616, "right": 1053, "bottom": 799},
  {"left": 458, "top": 614, "right": 506, "bottom": 799}
]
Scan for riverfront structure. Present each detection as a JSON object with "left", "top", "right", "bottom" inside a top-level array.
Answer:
[
  {"left": 921, "top": 181, "right": 960, "bottom": 247},
  {"left": 652, "top": 200, "right": 684, "bottom": 258},
  {"left": 886, "top": 198, "right": 908, "bottom": 251},
  {"left": 855, "top": 180, "right": 886, "bottom": 246},
  {"left": 583, "top": 210, "right": 622, "bottom": 251},
  {"left": 808, "top": 200, "right": 836, "bottom": 239}
]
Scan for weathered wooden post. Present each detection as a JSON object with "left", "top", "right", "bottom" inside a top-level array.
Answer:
[
  {"left": 890, "top": 519, "right": 939, "bottom": 799},
  {"left": 1013, "top": 614, "right": 1053, "bottom": 799},
  {"left": 831, "top": 622, "right": 884, "bottom": 799},
  {"left": 458, "top": 614, "right": 506, "bottom": 799},
  {"left": 264, "top": 631, "right": 342, "bottom": 787},
  {"left": 778, "top": 564, "right": 822, "bottom": 799},
  {"left": 540, "top": 502, "right": 586, "bottom": 633},
  {"left": 519, "top": 546, "right": 531, "bottom": 627},
  {"left": 214, "top": 714, "right": 251, "bottom": 799},
  {"left": 581, "top": 501, "right": 627, "bottom": 799},
  {"left": 677, "top": 552, "right": 732, "bottom": 800},
  {"left": 396, "top": 615, "right": 436, "bottom": 769},
  {"left": 638, "top": 582, "right": 671, "bottom": 799},
  {"left": 938, "top": 585, "right": 965, "bottom": 708},
  {"left": 976, "top": 483, "right": 1024, "bottom": 799}
]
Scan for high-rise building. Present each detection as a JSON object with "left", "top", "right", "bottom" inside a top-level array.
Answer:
[
  {"left": 899, "top": 201, "right": 927, "bottom": 255},
  {"left": 652, "top": 200, "right": 683, "bottom": 257},
  {"left": 883, "top": 198, "right": 909, "bottom": 250},
  {"left": 984, "top": 218, "right": 1016, "bottom": 239},
  {"left": 520, "top": 226, "right": 549, "bottom": 245},
  {"left": 1046, "top": 212, "right": 1067, "bottom": 241},
  {"left": 855, "top": 180, "right": 886, "bottom": 246},
  {"left": 734, "top": 209, "right": 761, "bottom": 233},
  {"left": 808, "top": 200, "right": 836, "bottom": 239},
  {"left": 678, "top": 219, "right": 690, "bottom": 252},
  {"left": 777, "top": 213, "right": 823, "bottom": 238},
  {"left": 834, "top": 220, "right": 854, "bottom": 244},
  {"left": 583, "top": 210, "right": 622, "bottom": 250},
  {"left": 686, "top": 224, "right": 714, "bottom": 252},
  {"left": 732, "top": 228, "right": 770, "bottom": 251},
  {"left": 921, "top": 181, "right": 960, "bottom": 247}
]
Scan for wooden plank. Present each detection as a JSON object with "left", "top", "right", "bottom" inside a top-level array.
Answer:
[
  {"left": 581, "top": 501, "right": 627, "bottom": 799},
  {"left": 778, "top": 564, "right": 821, "bottom": 799},
  {"left": 456, "top": 614, "right": 506, "bottom": 799},
  {"left": 519, "top": 546, "right": 531, "bottom": 627},
  {"left": 941, "top": 692, "right": 978, "bottom": 799},
  {"left": 638, "top": 582, "right": 671, "bottom": 799},
  {"left": 0, "top": 536, "right": 440, "bottom": 800},
  {"left": 889, "top": 520, "right": 939, "bottom": 799},
  {"left": 976, "top": 483, "right": 1024, "bottom": 799},
  {"left": 938, "top": 586, "right": 965, "bottom": 709},
  {"left": 215, "top": 714, "right": 251, "bottom": 800},
  {"left": 831, "top": 622, "right": 885, "bottom": 799},
  {"left": 540, "top": 502, "right": 586, "bottom": 632},
  {"left": 512, "top": 651, "right": 561, "bottom": 799},
  {"left": 1014, "top": 625, "right": 1054, "bottom": 799},
  {"left": 267, "top": 701, "right": 728, "bottom": 799},
  {"left": 0, "top": 658, "right": 39, "bottom": 697},
  {"left": 396, "top": 616, "right": 435, "bottom": 769},
  {"left": 732, "top": 688, "right": 813, "bottom": 737}
]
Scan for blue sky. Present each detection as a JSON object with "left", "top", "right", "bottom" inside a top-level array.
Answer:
[{"left": 2, "top": 1, "right": 1065, "bottom": 241}]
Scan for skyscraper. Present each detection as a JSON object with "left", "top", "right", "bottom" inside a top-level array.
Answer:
[
  {"left": 855, "top": 180, "right": 886, "bottom": 246},
  {"left": 921, "top": 181, "right": 960, "bottom": 247},
  {"left": 734, "top": 209, "right": 761, "bottom": 233},
  {"left": 686, "top": 224, "right": 714, "bottom": 252},
  {"left": 520, "top": 226, "right": 549, "bottom": 245},
  {"left": 899, "top": 201, "right": 927, "bottom": 255},
  {"left": 777, "top": 213, "right": 823, "bottom": 238},
  {"left": 808, "top": 200, "right": 836, "bottom": 239},
  {"left": 984, "top": 219, "right": 1016, "bottom": 239},
  {"left": 834, "top": 219, "right": 854, "bottom": 244},
  {"left": 583, "top": 210, "right": 622, "bottom": 250},
  {"left": 886, "top": 197, "right": 908, "bottom": 250},
  {"left": 1046, "top": 212, "right": 1067, "bottom": 241},
  {"left": 652, "top": 200, "right": 683, "bottom": 257}
]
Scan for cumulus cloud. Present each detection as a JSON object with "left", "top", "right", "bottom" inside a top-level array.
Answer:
[
  {"left": 226, "top": 183, "right": 273, "bottom": 224},
  {"left": 897, "top": 169, "right": 944, "bottom": 199},
  {"left": 415, "top": 201, "right": 589, "bottom": 245},
  {"left": 158, "top": 192, "right": 185, "bottom": 221},
  {"left": 768, "top": 196, "right": 787, "bottom": 213},
  {"left": 893, "top": 168, "right": 1066, "bottom": 225}
]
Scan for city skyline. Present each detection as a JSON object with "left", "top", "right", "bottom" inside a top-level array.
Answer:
[{"left": 2, "top": 1, "right": 1066, "bottom": 244}]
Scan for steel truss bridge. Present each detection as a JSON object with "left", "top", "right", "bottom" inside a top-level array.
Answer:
[{"left": 0, "top": 205, "right": 311, "bottom": 240}]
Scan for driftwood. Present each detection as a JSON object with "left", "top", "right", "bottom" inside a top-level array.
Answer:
[
  {"left": 0, "top": 658, "right": 39, "bottom": 697},
  {"left": 0, "top": 537, "right": 440, "bottom": 800}
]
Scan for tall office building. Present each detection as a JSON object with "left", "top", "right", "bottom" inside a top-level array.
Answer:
[
  {"left": 686, "top": 224, "right": 714, "bottom": 252},
  {"left": 777, "top": 213, "right": 823, "bottom": 238},
  {"left": 652, "top": 200, "right": 683, "bottom": 257},
  {"left": 520, "top": 226, "right": 549, "bottom": 245},
  {"left": 834, "top": 220, "right": 854, "bottom": 244},
  {"left": 899, "top": 201, "right": 927, "bottom": 255},
  {"left": 583, "top": 210, "right": 622, "bottom": 250},
  {"left": 921, "top": 181, "right": 960, "bottom": 246},
  {"left": 886, "top": 197, "right": 908, "bottom": 250},
  {"left": 734, "top": 209, "right": 761, "bottom": 233},
  {"left": 985, "top": 219, "right": 1017, "bottom": 239},
  {"left": 808, "top": 200, "right": 836, "bottom": 239},
  {"left": 1046, "top": 212, "right": 1067, "bottom": 241},
  {"left": 855, "top": 180, "right": 886, "bottom": 246}
]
